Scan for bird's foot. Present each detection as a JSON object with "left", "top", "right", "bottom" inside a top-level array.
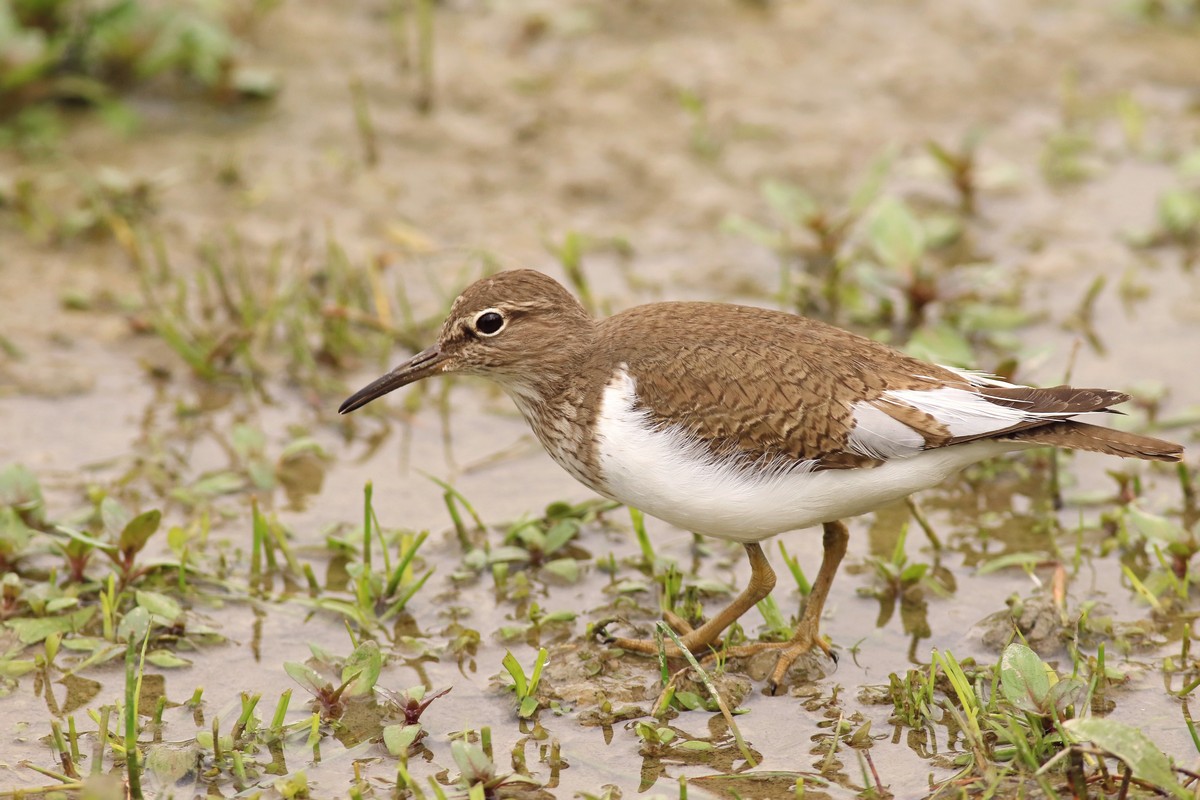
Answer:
[
  {"left": 722, "top": 623, "right": 835, "bottom": 696},
  {"left": 592, "top": 611, "right": 713, "bottom": 659}
]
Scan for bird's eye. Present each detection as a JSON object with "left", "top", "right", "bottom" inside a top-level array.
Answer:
[{"left": 473, "top": 310, "right": 505, "bottom": 336}]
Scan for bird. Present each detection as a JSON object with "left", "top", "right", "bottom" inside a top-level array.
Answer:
[{"left": 339, "top": 269, "right": 1184, "bottom": 694}]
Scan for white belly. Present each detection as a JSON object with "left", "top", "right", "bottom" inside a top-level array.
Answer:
[{"left": 593, "top": 368, "right": 1019, "bottom": 542}]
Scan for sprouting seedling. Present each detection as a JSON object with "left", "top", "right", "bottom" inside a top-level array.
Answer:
[
  {"left": 449, "top": 735, "right": 540, "bottom": 796},
  {"left": 926, "top": 130, "right": 984, "bottom": 216},
  {"left": 55, "top": 497, "right": 162, "bottom": 586},
  {"left": 386, "top": 685, "right": 452, "bottom": 726},
  {"left": 379, "top": 685, "right": 451, "bottom": 756},
  {"left": 284, "top": 640, "right": 383, "bottom": 720},
  {"left": 0, "top": 465, "right": 46, "bottom": 573},
  {"left": 863, "top": 526, "right": 946, "bottom": 604},
  {"left": 1059, "top": 718, "right": 1191, "bottom": 800},
  {"left": 0, "top": 573, "right": 22, "bottom": 621},
  {"left": 544, "top": 231, "right": 597, "bottom": 315},
  {"left": 998, "top": 642, "right": 1086, "bottom": 723},
  {"left": 501, "top": 647, "right": 548, "bottom": 719},
  {"left": 722, "top": 153, "right": 892, "bottom": 321},
  {"left": 1124, "top": 504, "right": 1198, "bottom": 597},
  {"left": 283, "top": 662, "right": 356, "bottom": 721},
  {"left": 867, "top": 196, "right": 934, "bottom": 327},
  {"left": 504, "top": 516, "right": 580, "bottom": 567},
  {"left": 677, "top": 87, "right": 722, "bottom": 162}
]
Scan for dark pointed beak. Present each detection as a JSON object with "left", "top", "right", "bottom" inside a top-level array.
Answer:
[{"left": 338, "top": 345, "right": 446, "bottom": 414}]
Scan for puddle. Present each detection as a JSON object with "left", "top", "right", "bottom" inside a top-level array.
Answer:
[{"left": 2, "top": 1, "right": 1199, "bottom": 798}]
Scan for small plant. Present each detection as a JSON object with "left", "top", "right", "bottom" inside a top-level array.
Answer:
[
  {"left": 55, "top": 496, "right": 163, "bottom": 586},
  {"left": 0, "top": 464, "right": 44, "bottom": 572},
  {"left": 284, "top": 640, "right": 383, "bottom": 721},
  {"left": 501, "top": 647, "right": 548, "bottom": 718},
  {"left": 721, "top": 159, "right": 889, "bottom": 321},
  {"left": 312, "top": 482, "right": 433, "bottom": 632},
  {"left": 0, "top": 0, "right": 277, "bottom": 151},
  {"left": 379, "top": 685, "right": 451, "bottom": 756},
  {"left": 1122, "top": 503, "right": 1198, "bottom": 603},
  {"left": 448, "top": 734, "right": 540, "bottom": 797},
  {"left": 926, "top": 131, "right": 984, "bottom": 215}
]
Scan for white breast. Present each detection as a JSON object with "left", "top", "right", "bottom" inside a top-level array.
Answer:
[{"left": 594, "top": 367, "right": 1020, "bottom": 542}]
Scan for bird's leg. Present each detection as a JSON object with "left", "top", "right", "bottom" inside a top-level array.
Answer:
[
  {"left": 595, "top": 542, "right": 776, "bottom": 657},
  {"left": 722, "top": 520, "right": 850, "bottom": 694}
]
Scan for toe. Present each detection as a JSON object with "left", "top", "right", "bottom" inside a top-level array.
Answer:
[{"left": 592, "top": 618, "right": 619, "bottom": 644}]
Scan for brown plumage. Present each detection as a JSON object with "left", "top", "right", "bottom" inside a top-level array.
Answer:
[{"left": 340, "top": 269, "right": 1184, "bottom": 693}]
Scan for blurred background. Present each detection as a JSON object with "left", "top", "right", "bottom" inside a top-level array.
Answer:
[{"left": 1, "top": 1, "right": 1199, "bottom": 797}]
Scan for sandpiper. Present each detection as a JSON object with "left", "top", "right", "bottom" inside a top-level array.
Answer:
[{"left": 340, "top": 269, "right": 1183, "bottom": 693}]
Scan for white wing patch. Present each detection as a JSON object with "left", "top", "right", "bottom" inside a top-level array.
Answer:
[
  {"left": 881, "top": 386, "right": 1064, "bottom": 439},
  {"left": 593, "top": 366, "right": 1026, "bottom": 540},
  {"left": 847, "top": 403, "right": 925, "bottom": 460},
  {"left": 941, "top": 366, "right": 1021, "bottom": 389}
]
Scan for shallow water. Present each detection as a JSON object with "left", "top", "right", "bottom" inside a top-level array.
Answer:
[{"left": 1, "top": 1, "right": 1199, "bottom": 797}]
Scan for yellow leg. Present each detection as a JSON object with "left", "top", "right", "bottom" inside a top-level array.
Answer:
[
  {"left": 722, "top": 520, "right": 849, "bottom": 694},
  {"left": 595, "top": 521, "right": 850, "bottom": 695},
  {"left": 595, "top": 542, "right": 776, "bottom": 657}
]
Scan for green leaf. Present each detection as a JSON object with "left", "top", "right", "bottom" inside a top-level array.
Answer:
[
  {"left": 761, "top": 179, "right": 816, "bottom": 224},
  {"left": 54, "top": 524, "right": 116, "bottom": 554},
  {"left": 869, "top": 197, "right": 925, "bottom": 270},
  {"left": 849, "top": 150, "right": 895, "bottom": 213},
  {"left": 145, "top": 743, "right": 200, "bottom": 783},
  {"left": 284, "top": 662, "right": 329, "bottom": 695},
  {"left": 382, "top": 723, "right": 422, "bottom": 755},
  {"left": 120, "top": 510, "right": 162, "bottom": 555},
  {"left": 977, "top": 552, "right": 1045, "bottom": 575},
  {"left": 341, "top": 641, "right": 382, "bottom": 696},
  {"left": 146, "top": 650, "right": 192, "bottom": 668},
  {"left": 0, "top": 464, "right": 45, "bottom": 526},
  {"left": 45, "top": 597, "right": 79, "bottom": 614},
  {"left": 100, "top": 497, "right": 131, "bottom": 540},
  {"left": 999, "top": 642, "right": 1053, "bottom": 713},
  {"left": 183, "top": 472, "right": 246, "bottom": 499},
  {"left": 118, "top": 606, "right": 151, "bottom": 644},
  {"left": 527, "top": 647, "right": 548, "bottom": 695},
  {"left": 518, "top": 695, "right": 539, "bottom": 718},
  {"left": 1126, "top": 505, "right": 1184, "bottom": 545},
  {"left": 543, "top": 520, "right": 578, "bottom": 554},
  {"left": 232, "top": 424, "right": 266, "bottom": 457},
  {"left": 487, "top": 546, "right": 531, "bottom": 564},
  {"left": 678, "top": 739, "right": 715, "bottom": 751},
  {"left": 1159, "top": 188, "right": 1200, "bottom": 238},
  {"left": 450, "top": 739, "right": 495, "bottom": 780},
  {"left": 1045, "top": 676, "right": 1087, "bottom": 715},
  {"left": 279, "top": 437, "right": 327, "bottom": 461},
  {"left": 0, "top": 658, "right": 37, "bottom": 677},
  {"left": 1064, "top": 718, "right": 1189, "bottom": 799},
  {"left": 6, "top": 607, "right": 96, "bottom": 645},
  {"left": 0, "top": 507, "right": 33, "bottom": 556},
  {"left": 719, "top": 214, "right": 783, "bottom": 250},
  {"left": 136, "top": 590, "right": 181, "bottom": 622},
  {"left": 501, "top": 651, "right": 527, "bottom": 697},
  {"left": 541, "top": 558, "right": 580, "bottom": 583},
  {"left": 905, "top": 323, "right": 974, "bottom": 367}
]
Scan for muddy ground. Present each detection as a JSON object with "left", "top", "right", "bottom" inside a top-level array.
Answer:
[{"left": 2, "top": 1, "right": 1199, "bottom": 797}]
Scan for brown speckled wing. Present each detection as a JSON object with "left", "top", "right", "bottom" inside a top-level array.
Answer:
[
  {"left": 595, "top": 302, "right": 963, "bottom": 470},
  {"left": 593, "top": 301, "right": 1183, "bottom": 470}
]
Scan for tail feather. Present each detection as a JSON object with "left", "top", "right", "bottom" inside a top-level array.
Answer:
[
  {"left": 981, "top": 384, "right": 1130, "bottom": 415},
  {"left": 1004, "top": 421, "right": 1183, "bottom": 462}
]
